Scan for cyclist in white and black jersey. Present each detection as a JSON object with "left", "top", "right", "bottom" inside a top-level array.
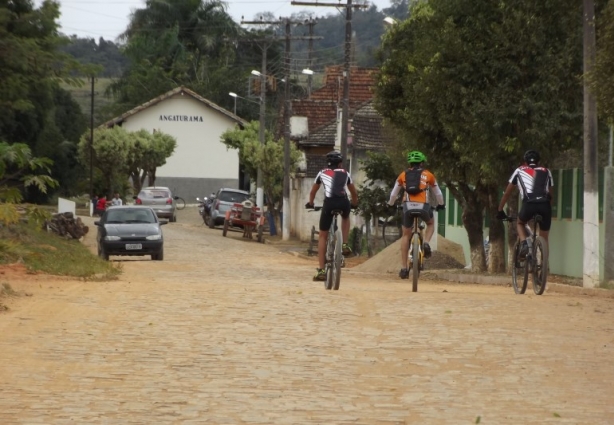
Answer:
[
  {"left": 305, "top": 151, "right": 359, "bottom": 281},
  {"left": 497, "top": 150, "right": 554, "bottom": 258}
]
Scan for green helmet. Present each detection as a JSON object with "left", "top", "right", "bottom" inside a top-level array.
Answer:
[{"left": 407, "top": 150, "right": 427, "bottom": 164}]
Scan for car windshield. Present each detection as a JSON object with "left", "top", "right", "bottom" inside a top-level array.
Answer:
[
  {"left": 105, "top": 209, "right": 156, "bottom": 223},
  {"left": 139, "top": 189, "right": 170, "bottom": 199},
  {"left": 217, "top": 191, "right": 249, "bottom": 203}
]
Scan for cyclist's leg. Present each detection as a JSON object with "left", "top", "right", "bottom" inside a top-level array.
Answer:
[
  {"left": 400, "top": 204, "right": 413, "bottom": 270},
  {"left": 517, "top": 201, "right": 531, "bottom": 241},
  {"left": 338, "top": 199, "right": 351, "bottom": 243},
  {"left": 318, "top": 200, "right": 335, "bottom": 270},
  {"left": 537, "top": 202, "right": 552, "bottom": 243}
]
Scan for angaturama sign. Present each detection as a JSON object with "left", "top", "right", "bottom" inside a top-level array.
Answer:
[{"left": 159, "top": 115, "right": 204, "bottom": 122}]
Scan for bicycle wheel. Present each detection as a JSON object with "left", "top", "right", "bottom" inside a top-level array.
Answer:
[
  {"left": 511, "top": 240, "right": 528, "bottom": 294},
  {"left": 175, "top": 197, "right": 186, "bottom": 210},
  {"left": 532, "top": 236, "right": 549, "bottom": 295},
  {"left": 325, "top": 232, "right": 335, "bottom": 290},
  {"left": 332, "top": 228, "right": 343, "bottom": 290},
  {"left": 411, "top": 233, "right": 420, "bottom": 292}
]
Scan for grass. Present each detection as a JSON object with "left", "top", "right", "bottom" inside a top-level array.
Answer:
[{"left": 0, "top": 221, "right": 120, "bottom": 280}]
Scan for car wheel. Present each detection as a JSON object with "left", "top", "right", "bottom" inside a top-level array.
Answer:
[
  {"left": 151, "top": 247, "right": 164, "bottom": 261},
  {"left": 203, "top": 212, "right": 210, "bottom": 226},
  {"left": 98, "top": 244, "right": 109, "bottom": 261},
  {"left": 171, "top": 215, "right": 177, "bottom": 223},
  {"left": 208, "top": 214, "right": 216, "bottom": 228}
]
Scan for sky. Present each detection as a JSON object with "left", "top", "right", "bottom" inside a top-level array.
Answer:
[{"left": 44, "top": 0, "right": 394, "bottom": 41}]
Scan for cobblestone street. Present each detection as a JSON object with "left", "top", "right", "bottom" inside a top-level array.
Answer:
[{"left": 1, "top": 208, "right": 613, "bottom": 424}]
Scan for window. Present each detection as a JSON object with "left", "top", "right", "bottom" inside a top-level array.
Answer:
[
  {"left": 448, "top": 195, "right": 456, "bottom": 226},
  {"left": 551, "top": 170, "right": 559, "bottom": 218},
  {"left": 576, "top": 169, "right": 583, "bottom": 220}
]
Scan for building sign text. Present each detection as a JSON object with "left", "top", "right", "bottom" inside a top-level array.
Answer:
[{"left": 159, "top": 115, "right": 204, "bottom": 122}]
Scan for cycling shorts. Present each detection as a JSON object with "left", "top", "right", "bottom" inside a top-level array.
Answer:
[
  {"left": 402, "top": 201, "right": 433, "bottom": 228},
  {"left": 319, "top": 197, "right": 351, "bottom": 231},
  {"left": 519, "top": 201, "right": 552, "bottom": 231}
]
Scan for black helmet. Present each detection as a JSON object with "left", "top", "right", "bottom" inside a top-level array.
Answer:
[
  {"left": 326, "top": 150, "right": 343, "bottom": 166},
  {"left": 523, "top": 150, "right": 540, "bottom": 165}
]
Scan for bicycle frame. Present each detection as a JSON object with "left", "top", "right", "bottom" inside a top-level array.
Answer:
[
  {"left": 310, "top": 207, "right": 343, "bottom": 290},
  {"left": 407, "top": 214, "right": 426, "bottom": 292}
]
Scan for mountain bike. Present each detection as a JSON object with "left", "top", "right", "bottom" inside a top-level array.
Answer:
[
  {"left": 393, "top": 202, "right": 431, "bottom": 292},
  {"left": 311, "top": 206, "right": 343, "bottom": 290},
  {"left": 174, "top": 196, "right": 186, "bottom": 210},
  {"left": 501, "top": 215, "right": 549, "bottom": 295}
]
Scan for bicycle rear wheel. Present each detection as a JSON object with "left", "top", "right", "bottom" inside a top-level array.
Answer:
[
  {"left": 175, "top": 197, "right": 186, "bottom": 210},
  {"left": 411, "top": 233, "right": 420, "bottom": 292},
  {"left": 511, "top": 240, "right": 528, "bottom": 294},
  {"left": 532, "top": 236, "right": 548, "bottom": 295},
  {"left": 332, "top": 228, "right": 343, "bottom": 290},
  {"left": 324, "top": 233, "right": 334, "bottom": 290}
]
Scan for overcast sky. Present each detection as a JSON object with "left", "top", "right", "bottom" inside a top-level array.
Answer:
[{"left": 45, "top": 0, "right": 394, "bottom": 41}]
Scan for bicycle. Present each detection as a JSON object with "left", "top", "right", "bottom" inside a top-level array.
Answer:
[
  {"left": 174, "top": 196, "right": 186, "bottom": 210},
  {"left": 310, "top": 206, "right": 344, "bottom": 290},
  {"left": 501, "top": 215, "right": 549, "bottom": 295},
  {"left": 394, "top": 202, "right": 431, "bottom": 292}
]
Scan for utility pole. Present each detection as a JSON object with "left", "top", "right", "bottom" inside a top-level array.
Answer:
[
  {"left": 292, "top": 0, "right": 367, "bottom": 162},
  {"left": 257, "top": 46, "right": 268, "bottom": 210},
  {"left": 89, "top": 76, "right": 95, "bottom": 215},
  {"left": 241, "top": 18, "right": 321, "bottom": 238},
  {"left": 307, "top": 18, "right": 316, "bottom": 97},
  {"left": 582, "top": 0, "right": 599, "bottom": 287},
  {"left": 605, "top": 125, "right": 614, "bottom": 283},
  {"left": 283, "top": 19, "right": 292, "bottom": 241}
]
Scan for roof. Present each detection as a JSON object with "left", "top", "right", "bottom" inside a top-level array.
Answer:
[
  {"left": 351, "top": 102, "right": 394, "bottom": 150},
  {"left": 101, "top": 86, "right": 248, "bottom": 128}
]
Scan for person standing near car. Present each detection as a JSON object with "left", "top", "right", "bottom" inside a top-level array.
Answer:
[
  {"left": 110, "top": 192, "right": 123, "bottom": 206},
  {"left": 95, "top": 194, "right": 107, "bottom": 216},
  {"left": 305, "top": 151, "right": 358, "bottom": 282}
]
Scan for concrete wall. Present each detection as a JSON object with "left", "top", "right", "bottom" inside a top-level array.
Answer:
[{"left": 120, "top": 94, "right": 240, "bottom": 181}]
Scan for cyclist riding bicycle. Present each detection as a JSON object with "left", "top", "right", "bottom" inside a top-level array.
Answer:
[
  {"left": 497, "top": 149, "right": 554, "bottom": 259},
  {"left": 305, "top": 151, "right": 359, "bottom": 281},
  {"left": 388, "top": 151, "right": 445, "bottom": 279}
]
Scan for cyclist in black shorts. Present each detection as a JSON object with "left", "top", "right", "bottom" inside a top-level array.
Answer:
[
  {"left": 305, "top": 151, "right": 359, "bottom": 281},
  {"left": 497, "top": 150, "right": 554, "bottom": 258}
]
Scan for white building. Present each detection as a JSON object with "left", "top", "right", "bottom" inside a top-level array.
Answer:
[{"left": 103, "top": 86, "right": 248, "bottom": 201}]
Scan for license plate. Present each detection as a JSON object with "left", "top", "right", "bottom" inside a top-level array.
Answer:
[{"left": 125, "top": 244, "right": 142, "bottom": 250}]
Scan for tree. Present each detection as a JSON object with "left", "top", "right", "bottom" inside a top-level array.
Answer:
[
  {"left": 221, "top": 121, "right": 301, "bottom": 220},
  {"left": 375, "top": 0, "right": 583, "bottom": 272},
  {"left": 0, "top": 142, "right": 58, "bottom": 225},
  {"left": 144, "top": 131, "right": 177, "bottom": 187},
  {"left": 78, "top": 126, "right": 132, "bottom": 197},
  {"left": 592, "top": 0, "right": 614, "bottom": 123}
]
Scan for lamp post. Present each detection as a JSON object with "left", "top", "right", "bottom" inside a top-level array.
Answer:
[
  {"left": 251, "top": 70, "right": 266, "bottom": 209},
  {"left": 302, "top": 68, "right": 314, "bottom": 97},
  {"left": 229, "top": 92, "right": 238, "bottom": 115}
]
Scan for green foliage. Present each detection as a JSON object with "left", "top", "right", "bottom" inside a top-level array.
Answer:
[
  {"left": 77, "top": 127, "right": 177, "bottom": 196},
  {"left": 0, "top": 221, "right": 120, "bottom": 279},
  {"left": 354, "top": 152, "right": 398, "bottom": 221},
  {"left": 221, "top": 121, "right": 301, "bottom": 208},
  {"left": 592, "top": 0, "right": 614, "bottom": 123},
  {"left": 61, "top": 36, "right": 129, "bottom": 78},
  {"left": 0, "top": 142, "right": 58, "bottom": 199}
]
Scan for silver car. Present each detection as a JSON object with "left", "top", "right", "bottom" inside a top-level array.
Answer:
[
  {"left": 208, "top": 188, "right": 251, "bottom": 228},
  {"left": 135, "top": 186, "right": 178, "bottom": 222}
]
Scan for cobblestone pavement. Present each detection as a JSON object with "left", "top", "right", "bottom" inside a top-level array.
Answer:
[{"left": 1, "top": 207, "right": 613, "bottom": 424}]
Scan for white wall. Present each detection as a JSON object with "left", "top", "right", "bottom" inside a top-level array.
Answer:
[
  {"left": 120, "top": 94, "right": 239, "bottom": 180},
  {"left": 58, "top": 198, "right": 76, "bottom": 215}
]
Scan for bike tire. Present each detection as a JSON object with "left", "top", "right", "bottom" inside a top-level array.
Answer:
[
  {"left": 175, "top": 197, "right": 186, "bottom": 210},
  {"left": 325, "top": 232, "right": 335, "bottom": 290},
  {"left": 532, "top": 236, "right": 549, "bottom": 295},
  {"left": 511, "top": 240, "right": 528, "bottom": 294},
  {"left": 411, "top": 233, "right": 420, "bottom": 292},
  {"left": 332, "top": 228, "right": 343, "bottom": 290}
]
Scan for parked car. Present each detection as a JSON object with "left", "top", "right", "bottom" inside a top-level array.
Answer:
[
  {"left": 134, "top": 186, "right": 178, "bottom": 222},
  {"left": 208, "top": 188, "right": 251, "bottom": 228},
  {"left": 94, "top": 206, "right": 167, "bottom": 261}
]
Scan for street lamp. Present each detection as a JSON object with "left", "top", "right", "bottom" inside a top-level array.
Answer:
[
  {"left": 251, "top": 69, "right": 267, "bottom": 209},
  {"left": 383, "top": 16, "right": 397, "bottom": 26},
  {"left": 229, "top": 92, "right": 238, "bottom": 115}
]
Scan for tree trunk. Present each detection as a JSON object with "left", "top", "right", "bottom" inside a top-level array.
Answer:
[
  {"left": 486, "top": 185, "right": 506, "bottom": 273},
  {"left": 365, "top": 218, "right": 373, "bottom": 257},
  {"left": 455, "top": 183, "right": 486, "bottom": 272},
  {"left": 505, "top": 195, "right": 520, "bottom": 273},
  {"left": 147, "top": 168, "right": 157, "bottom": 187}
]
